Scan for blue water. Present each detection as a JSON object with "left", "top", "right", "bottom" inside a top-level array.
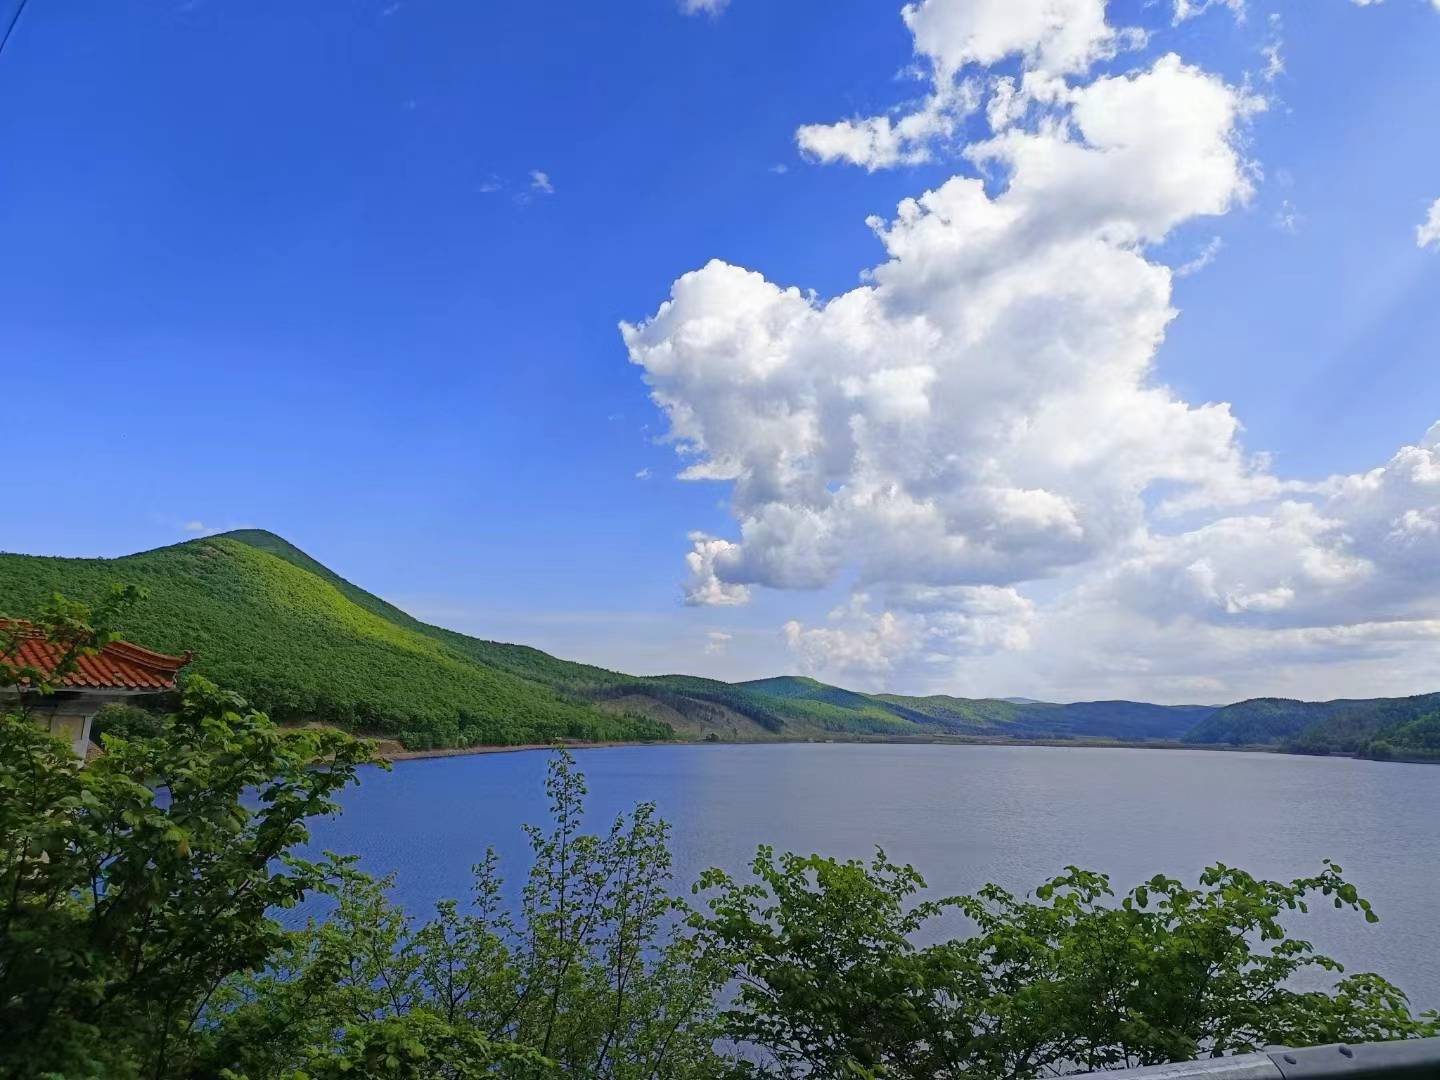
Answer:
[{"left": 297, "top": 743, "right": 1440, "bottom": 1013}]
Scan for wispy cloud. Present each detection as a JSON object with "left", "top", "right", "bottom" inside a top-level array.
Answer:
[
  {"left": 1173, "top": 0, "right": 1245, "bottom": 24},
  {"left": 635, "top": 467, "right": 652, "bottom": 480},
  {"left": 678, "top": 0, "right": 730, "bottom": 16},
  {"left": 704, "top": 631, "right": 733, "bottom": 655},
  {"left": 1419, "top": 197, "right": 1440, "bottom": 250},
  {"left": 182, "top": 519, "right": 253, "bottom": 538},
  {"left": 529, "top": 170, "right": 554, "bottom": 195},
  {"left": 1260, "top": 14, "right": 1285, "bottom": 82},
  {"left": 1176, "top": 236, "right": 1224, "bottom": 277}
]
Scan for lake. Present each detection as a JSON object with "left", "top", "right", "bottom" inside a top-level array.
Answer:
[{"left": 297, "top": 742, "right": 1440, "bottom": 1013}]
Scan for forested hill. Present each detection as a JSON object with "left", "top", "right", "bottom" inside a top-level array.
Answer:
[
  {"left": 0, "top": 531, "right": 1433, "bottom": 757},
  {"left": 0, "top": 534, "right": 668, "bottom": 748},
  {"left": 1185, "top": 694, "right": 1440, "bottom": 761}
]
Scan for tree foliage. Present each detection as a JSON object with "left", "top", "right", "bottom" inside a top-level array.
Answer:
[
  {"left": 693, "top": 850, "right": 1439, "bottom": 1080},
  {"left": 200, "top": 752, "right": 728, "bottom": 1080},
  {"left": 1188, "top": 694, "right": 1440, "bottom": 759},
  {"left": 89, "top": 700, "right": 168, "bottom": 742},
  {"left": 1, "top": 676, "right": 375, "bottom": 1075}
]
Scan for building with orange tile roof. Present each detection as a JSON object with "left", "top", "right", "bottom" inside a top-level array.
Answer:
[{"left": 2, "top": 621, "right": 192, "bottom": 756}]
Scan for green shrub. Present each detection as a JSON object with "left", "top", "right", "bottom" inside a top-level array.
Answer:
[{"left": 89, "top": 701, "right": 166, "bottom": 743}]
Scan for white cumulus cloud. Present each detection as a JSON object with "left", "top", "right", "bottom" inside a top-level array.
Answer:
[
  {"left": 682, "top": 533, "right": 752, "bottom": 607},
  {"left": 621, "top": 0, "right": 1440, "bottom": 697},
  {"left": 1419, "top": 197, "right": 1440, "bottom": 249},
  {"left": 796, "top": 0, "right": 1143, "bottom": 170}
]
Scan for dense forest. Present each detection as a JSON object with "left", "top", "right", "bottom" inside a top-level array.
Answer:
[
  {"left": 1184, "top": 694, "right": 1440, "bottom": 761},
  {"left": 0, "top": 534, "right": 667, "bottom": 749},
  {"left": 1, "top": 530, "right": 1436, "bottom": 757}
]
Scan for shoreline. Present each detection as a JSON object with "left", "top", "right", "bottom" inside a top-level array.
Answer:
[
  {"left": 374, "top": 736, "right": 1438, "bottom": 766},
  {"left": 374, "top": 733, "right": 1294, "bottom": 764},
  {"left": 379, "top": 738, "right": 661, "bottom": 762},
  {"left": 280, "top": 725, "right": 1436, "bottom": 767}
]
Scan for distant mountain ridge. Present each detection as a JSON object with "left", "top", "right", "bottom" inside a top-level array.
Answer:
[
  {"left": 0, "top": 531, "right": 1434, "bottom": 758},
  {"left": 1185, "top": 694, "right": 1440, "bottom": 759}
]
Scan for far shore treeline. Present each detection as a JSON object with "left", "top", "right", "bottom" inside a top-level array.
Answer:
[{"left": 0, "top": 530, "right": 1436, "bottom": 759}]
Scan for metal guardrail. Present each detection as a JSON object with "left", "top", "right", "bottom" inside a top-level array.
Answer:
[{"left": 1067, "top": 1037, "right": 1440, "bottom": 1078}]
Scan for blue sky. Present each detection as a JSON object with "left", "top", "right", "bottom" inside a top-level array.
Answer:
[{"left": 3, "top": 0, "right": 1438, "bottom": 701}]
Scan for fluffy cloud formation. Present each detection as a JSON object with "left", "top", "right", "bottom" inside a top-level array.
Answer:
[
  {"left": 683, "top": 533, "right": 751, "bottom": 606},
  {"left": 1092, "top": 425, "right": 1440, "bottom": 630},
  {"left": 797, "top": 0, "right": 1141, "bottom": 170},
  {"left": 622, "top": 0, "right": 1440, "bottom": 696},
  {"left": 1420, "top": 198, "right": 1440, "bottom": 249},
  {"left": 784, "top": 587, "right": 1034, "bottom": 682},
  {"left": 903, "top": 0, "right": 1122, "bottom": 77},
  {"left": 628, "top": 51, "right": 1265, "bottom": 594},
  {"left": 795, "top": 79, "right": 980, "bottom": 171}
]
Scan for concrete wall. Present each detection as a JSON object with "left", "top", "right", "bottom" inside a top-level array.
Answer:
[
  {"left": 21, "top": 691, "right": 147, "bottom": 758},
  {"left": 37, "top": 702, "right": 95, "bottom": 760}
]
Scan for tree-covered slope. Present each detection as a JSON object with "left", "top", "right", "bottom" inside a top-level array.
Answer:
[
  {"left": 0, "top": 536, "right": 668, "bottom": 749},
  {"left": 1183, "top": 698, "right": 1358, "bottom": 746},
  {"left": 1370, "top": 712, "right": 1440, "bottom": 758},
  {"left": 0, "top": 532, "right": 918, "bottom": 745},
  {"left": 866, "top": 693, "right": 1212, "bottom": 741},
  {"left": 1285, "top": 694, "right": 1440, "bottom": 759},
  {"left": 1184, "top": 693, "right": 1440, "bottom": 760},
  {"left": 1021, "top": 700, "right": 1219, "bottom": 742},
  {"left": 8, "top": 530, "right": 1429, "bottom": 756}
]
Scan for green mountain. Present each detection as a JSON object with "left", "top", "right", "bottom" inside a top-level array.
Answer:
[
  {"left": 1184, "top": 694, "right": 1440, "bottom": 760},
  {"left": 7, "top": 529, "right": 1423, "bottom": 757},
  {"left": 0, "top": 533, "right": 669, "bottom": 748},
  {"left": 1183, "top": 698, "right": 1359, "bottom": 747}
]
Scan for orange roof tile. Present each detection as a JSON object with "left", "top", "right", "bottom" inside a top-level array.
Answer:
[{"left": 1, "top": 622, "right": 192, "bottom": 692}]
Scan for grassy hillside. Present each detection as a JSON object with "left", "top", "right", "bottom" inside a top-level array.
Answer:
[
  {"left": 8, "top": 530, "right": 1428, "bottom": 757},
  {"left": 0, "top": 536, "right": 668, "bottom": 749}
]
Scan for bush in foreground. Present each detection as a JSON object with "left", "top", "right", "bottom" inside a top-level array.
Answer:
[{"left": 696, "top": 851, "right": 1438, "bottom": 1078}]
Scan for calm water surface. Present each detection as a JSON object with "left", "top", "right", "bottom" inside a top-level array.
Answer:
[{"left": 297, "top": 743, "right": 1440, "bottom": 1012}]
